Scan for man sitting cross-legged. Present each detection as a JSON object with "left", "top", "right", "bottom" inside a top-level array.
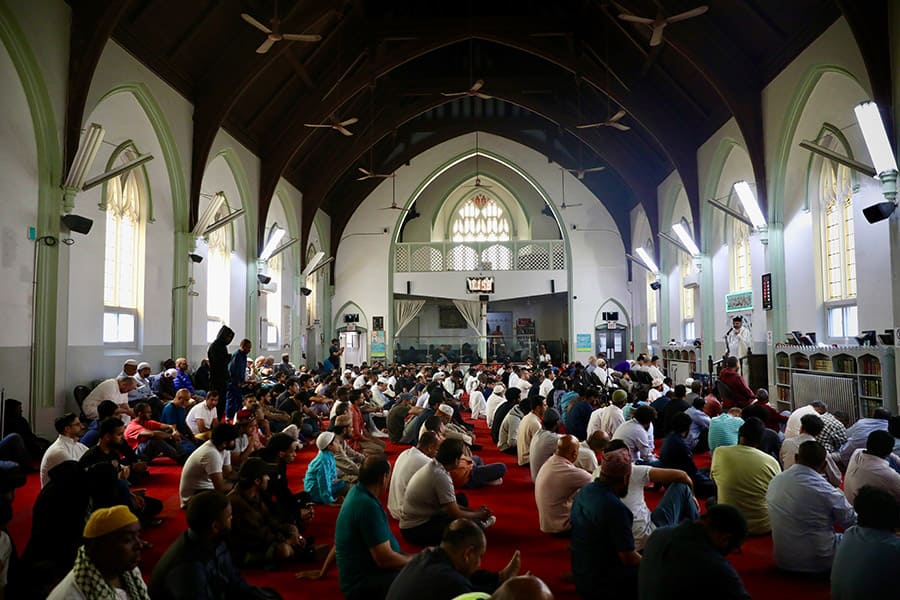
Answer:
[
  {"left": 400, "top": 438, "right": 496, "bottom": 546},
  {"left": 124, "top": 402, "right": 187, "bottom": 464},
  {"left": 388, "top": 431, "right": 440, "bottom": 520},
  {"left": 766, "top": 440, "right": 856, "bottom": 574},
  {"left": 179, "top": 424, "right": 239, "bottom": 508},
  {"left": 387, "top": 518, "right": 522, "bottom": 600},
  {"left": 534, "top": 435, "right": 593, "bottom": 535}
]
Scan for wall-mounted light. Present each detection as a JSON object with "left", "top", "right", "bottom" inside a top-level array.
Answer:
[
  {"left": 634, "top": 246, "right": 659, "bottom": 273},
  {"left": 732, "top": 181, "right": 767, "bottom": 230},
  {"left": 854, "top": 101, "right": 898, "bottom": 223},
  {"left": 671, "top": 222, "right": 701, "bottom": 257},
  {"left": 259, "top": 224, "right": 286, "bottom": 261},
  {"left": 63, "top": 123, "right": 105, "bottom": 191},
  {"left": 81, "top": 152, "right": 154, "bottom": 191}
]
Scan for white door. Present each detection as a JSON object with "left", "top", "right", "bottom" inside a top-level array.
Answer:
[{"left": 340, "top": 330, "right": 367, "bottom": 368}]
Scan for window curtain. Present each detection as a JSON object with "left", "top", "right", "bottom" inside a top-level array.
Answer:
[
  {"left": 452, "top": 299, "right": 482, "bottom": 334},
  {"left": 394, "top": 299, "right": 426, "bottom": 335}
]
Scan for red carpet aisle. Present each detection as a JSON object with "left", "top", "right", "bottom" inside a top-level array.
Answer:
[{"left": 9, "top": 418, "right": 830, "bottom": 599}]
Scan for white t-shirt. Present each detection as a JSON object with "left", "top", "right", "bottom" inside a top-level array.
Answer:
[
  {"left": 40, "top": 435, "right": 88, "bottom": 487},
  {"left": 593, "top": 463, "right": 654, "bottom": 550},
  {"left": 47, "top": 567, "right": 145, "bottom": 600},
  {"left": 186, "top": 402, "right": 218, "bottom": 435},
  {"left": 179, "top": 440, "right": 230, "bottom": 506},
  {"left": 81, "top": 379, "right": 131, "bottom": 423},
  {"left": 400, "top": 459, "right": 456, "bottom": 529},
  {"left": 387, "top": 447, "right": 431, "bottom": 520},
  {"left": 485, "top": 394, "right": 506, "bottom": 428},
  {"left": 468, "top": 390, "right": 487, "bottom": 418},
  {"left": 586, "top": 407, "right": 606, "bottom": 439},
  {"left": 539, "top": 378, "right": 554, "bottom": 399}
]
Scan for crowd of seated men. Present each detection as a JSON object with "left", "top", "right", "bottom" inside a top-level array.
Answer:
[{"left": 1, "top": 338, "right": 898, "bottom": 599}]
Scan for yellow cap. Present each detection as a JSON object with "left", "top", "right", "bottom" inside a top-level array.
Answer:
[{"left": 83, "top": 505, "right": 139, "bottom": 539}]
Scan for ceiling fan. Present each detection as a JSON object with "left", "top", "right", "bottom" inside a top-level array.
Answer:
[
  {"left": 558, "top": 167, "right": 582, "bottom": 209},
  {"left": 240, "top": 1, "right": 322, "bottom": 55},
  {"left": 441, "top": 79, "right": 494, "bottom": 100},
  {"left": 566, "top": 165, "right": 606, "bottom": 180},
  {"left": 617, "top": 4, "right": 709, "bottom": 47},
  {"left": 379, "top": 175, "right": 409, "bottom": 212},
  {"left": 576, "top": 109, "right": 631, "bottom": 131},
  {"left": 304, "top": 115, "right": 358, "bottom": 136},
  {"left": 357, "top": 167, "right": 393, "bottom": 181}
]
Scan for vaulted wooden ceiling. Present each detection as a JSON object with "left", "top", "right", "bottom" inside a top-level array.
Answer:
[{"left": 65, "top": 0, "right": 892, "bottom": 258}]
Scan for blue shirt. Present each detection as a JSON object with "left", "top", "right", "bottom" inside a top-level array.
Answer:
[
  {"left": 571, "top": 480, "right": 637, "bottom": 596},
  {"left": 558, "top": 391, "right": 578, "bottom": 417},
  {"left": 228, "top": 349, "right": 248, "bottom": 386},
  {"left": 831, "top": 525, "right": 900, "bottom": 600},
  {"left": 766, "top": 464, "right": 856, "bottom": 573},
  {"left": 336, "top": 484, "right": 402, "bottom": 596},
  {"left": 839, "top": 418, "right": 888, "bottom": 465},
  {"left": 567, "top": 401, "right": 593, "bottom": 441},
  {"left": 160, "top": 403, "right": 189, "bottom": 436},
  {"left": 685, "top": 407, "right": 710, "bottom": 448},
  {"left": 80, "top": 420, "right": 101, "bottom": 448},
  {"left": 303, "top": 450, "right": 344, "bottom": 504},
  {"left": 173, "top": 370, "right": 194, "bottom": 394}
]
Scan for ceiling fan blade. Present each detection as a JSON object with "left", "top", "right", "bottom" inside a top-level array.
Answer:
[
  {"left": 584, "top": 167, "right": 606, "bottom": 173},
  {"left": 470, "top": 79, "right": 485, "bottom": 92},
  {"left": 256, "top": 37, "right": 276, "bottom": 54},
  {"left": 358, "top": 167, "right": 372, "bottom": 175},
  {"left": 338, "top": 117, "right": 359, "bottom": 126},
  {"left": 241, "top": 13, "right": 272, "bottom": 34},
  {"left": 576, "top": 122, "right": 603, "bottom": 129},
  {"left": 304, "top": 123, "right": 332, "bottom": 128},
  {"left": 610, "top": 109, "right": 626, "bottom": 122},
  {"left": 335, "top": 125, "right": 354, "bottom": 136},
  {"left": 474, "top": 93, "right": 493, "bottom": 100},
  {"left": 282, "top": 33, "right": 322, "bottom": 42},
  {"left": 618, "top": 14, "right": 654, "bottom": 25},
  {"left": 609, "top": 122, "right": 631, "bottom": 131},
  {"left": 649, "top": 24, "right": 666, "bottom": 46},
  {"left": 667, "top": 6, "right": 709, "bottom": 23},
  {"left": 565, "top": 168, "right": 578, "bottom": 174},
  {"left": 441, "top": 91, "right": 467, "bottom": 97},
  {"left": 357, "top": 175, "right": 374, "bottom": 181}
]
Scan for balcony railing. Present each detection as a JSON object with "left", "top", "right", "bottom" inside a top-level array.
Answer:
[{"left": 394, "top": 240, "right": 566, "bottom": 272}]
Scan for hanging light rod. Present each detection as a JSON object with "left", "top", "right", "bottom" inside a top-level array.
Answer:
[
  {"left": 632, "top": 246, "right": 658, "bottom": 273},
  {"left": 658, "top": 231, "right": 693, "bottom": 257},
  {"left": 707, "top": 198, "right": 754, "bottom": 228},
  {"left": 798, "top": 140, "right": 876, "bottom": 178},
  {"left": 82, "top": 153, "right": 154, "bottom": 191}
]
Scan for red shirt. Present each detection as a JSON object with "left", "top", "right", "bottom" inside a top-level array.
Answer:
[
  {"left": 349, "top": 403, "right": 366, "bottom": 447},
  {"left": 757, "top": 402, "right": 788, "bottom": 431},
  {"left": 124, "top": 418, "right": 165, "bottom": 449},
  {"left": 717, "top": 368, "right": 756, "bottom": 409},
  {"left": 703, "top": 394, "right": 722, "bottom": 417}
]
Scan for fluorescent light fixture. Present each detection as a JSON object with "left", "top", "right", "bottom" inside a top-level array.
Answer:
[
  {"left": 203, "top": 208, "right": 245, "bottom": 236},
  {"left": 265, "top": 237, "right": 299, "bottom": 261},
  {"left": 733, "top": 181, "right": 767, "bottom": 229},
  {"left": 672, "top": 222, "right": 701, "bottom": 257},
  {"left": 634, "top": 246, "right": 659, "bottom": 273},
  {"left": 81, "top": 153, "right": 154, "bottom": 191},
  {"left": 63, "top": 123, "right": 105, "bottom": 190},
  {"left": 259, "top": 224, "right": 286, "bottom": 261},
  {"left": 192, "top": 192, "right": 227, "bottom": 236},
  {"left": 854, "top": 101, "right": 898, "bottom": 175}
]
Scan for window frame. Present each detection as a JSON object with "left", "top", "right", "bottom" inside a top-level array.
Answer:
[
  {"left": 450, "top": 194, "right": 512, "bottom": 243},
  {"left": 103, "top": 307, "right": 139, "bottom": 347}
]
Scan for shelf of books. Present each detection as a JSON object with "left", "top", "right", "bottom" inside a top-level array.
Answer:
[
  {"left": 662, "top": 343, "right": 699, "bottom": 385},
  {"left": 771, "top": 345, "right": 896, "bottom": 422}
]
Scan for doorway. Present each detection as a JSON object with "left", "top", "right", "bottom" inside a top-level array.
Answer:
[
  {"left": 596, "top": 325, "right": 628, "bottom": 365},
  {"left": 339, "top": 328, "right": 367, "bottom": 368}
]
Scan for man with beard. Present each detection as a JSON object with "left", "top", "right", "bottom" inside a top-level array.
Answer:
[
  {"left": 47, "top": 505, "right": 148, "bottom": 599},
  {"left": 179, "top": 424, "right": 239, "bottom": 508},
  {"left": 150, "top": 490, "right": 280, "bottom": 599}
]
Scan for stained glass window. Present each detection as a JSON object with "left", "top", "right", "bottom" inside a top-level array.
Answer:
[{"left": 451, "top": 194, "right": 511, "bottom": 242}]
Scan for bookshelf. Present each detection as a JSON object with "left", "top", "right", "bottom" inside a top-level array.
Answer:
[
  {"left": 662, "top": 343, "right": 699, "bottom": 385},
  {"left": 773, "top": 345, "right": 896, "bottom": 422}
]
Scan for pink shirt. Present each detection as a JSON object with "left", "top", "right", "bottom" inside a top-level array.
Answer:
[{"left": 534, "top": 454, "right": 593, "bottom": 533}]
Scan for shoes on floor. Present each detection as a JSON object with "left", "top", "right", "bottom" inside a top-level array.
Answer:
[{"left": 481, "top": 515, "right": 497, "bottom": 529}]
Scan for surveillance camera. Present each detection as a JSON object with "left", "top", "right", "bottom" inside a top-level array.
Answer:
[
  {"left": 300, "top": 287, "right": 312, "bottom": 296},
  {"left": 188, "top": 253, "right": 203, "bottom": 263},
  {"left": 383, "top": 227, "right": 389, "bottom": 233},
  {"left": 650, "top": 280, "right": 662, "bottom": 291},
  {"left": 257, "top": 273, "right": 272, "bottom": 285}
]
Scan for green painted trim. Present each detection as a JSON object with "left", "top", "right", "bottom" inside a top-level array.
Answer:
[
  {"left": 385, "top": 141, "right": 575, "bottom": 362},
  {"left": 593, "top": 299, "right": 632, "bottom": 329},
  {"left": 0, "top": 2, "right": 63, "bottom": 411},
  {"left": 802, "top": 123, "right": 857, "bottom": 213},
  {"left": 308, "top": 211, "right": 331, "bottom": 366},
  {"left": 332, "top": 301, "right": 368, "bottom": 338},
  {"left": 274, "top": 186, "right": 303, "bottom": 366},
  {"left": 767, "top": 64, "right": 864, "bottom": 392},
  {"left": 94, "top": 82, "right": 189, "bottom": 357},
  {"left": 428, "top": 170, "right": 529, "bottom": 240},
  {"left": 101, "top": 140, "right": 155, "bottom": 223}
]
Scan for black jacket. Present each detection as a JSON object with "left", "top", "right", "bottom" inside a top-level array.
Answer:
[{"left": 207, "top": 325, "right": 234, "bottom": 389}]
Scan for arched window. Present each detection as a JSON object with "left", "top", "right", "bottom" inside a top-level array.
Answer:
[
  {"left": 645, "top": 240, "right": 658, "bottom": 342},
  {"left": 103, "top": 149, "right": 144, "bottom": 345},
  {"left": 266, "top": 253, "right": 282, "bottom": 349},
  {"left": 451, "top": 194, "right": 511, "bottom": 242},
  {"left": 730, "top": 218, "right": 752, "bottom": 292},
  {"left": 820, "top": 161, "right": 857, "bottom": 337},
  {"left": 680, "top": 251, "right": 695, "bottom": 340},
  {"left": 206, "top": 204, "right": 232, "bottom": 343}
]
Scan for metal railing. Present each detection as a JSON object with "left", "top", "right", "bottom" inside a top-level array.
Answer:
[
  {"left": 394, "top": 335, "right": 537, "bottom": 364},
  {"left": 394, "top": 240, "right": 566, "bottom": 272}
]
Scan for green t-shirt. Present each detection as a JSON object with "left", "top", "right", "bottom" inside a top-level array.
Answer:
[
  {"left": 335, "top": 483, "right": 401, "bottom": 596},
  {"left": 710, "top": 444, "right": 781, "bottom": 534}
]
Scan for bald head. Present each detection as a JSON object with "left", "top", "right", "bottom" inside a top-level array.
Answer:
[
  {"left": 491, "top": 575, "right": 554, "bottom": 600},
  {"left": 555, "top": 434, "right": 580, "bottom": 462}
]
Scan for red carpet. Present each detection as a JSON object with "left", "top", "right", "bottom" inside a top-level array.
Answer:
[{"left": 10, "top": 419, "right": 831, "bottom": 599}]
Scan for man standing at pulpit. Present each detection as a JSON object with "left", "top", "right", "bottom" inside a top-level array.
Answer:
[{"left": 725, "top": 316, "right": 752, "bottom": 363}]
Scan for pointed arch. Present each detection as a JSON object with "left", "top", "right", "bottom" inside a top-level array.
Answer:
[
  {"left": 333, "top": 301, "right": 369, "bottom": 334},
  {"left": 594, "top": 299, "right": 632, "bottom": 330}
]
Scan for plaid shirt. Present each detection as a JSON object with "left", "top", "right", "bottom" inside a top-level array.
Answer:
[{"left": 816, "top": 412, "right": 848, "bottom": 453}]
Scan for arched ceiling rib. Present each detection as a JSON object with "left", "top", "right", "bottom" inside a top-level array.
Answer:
[{"left": 65, "top": 0, "right": 853, "bottom": 261}]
